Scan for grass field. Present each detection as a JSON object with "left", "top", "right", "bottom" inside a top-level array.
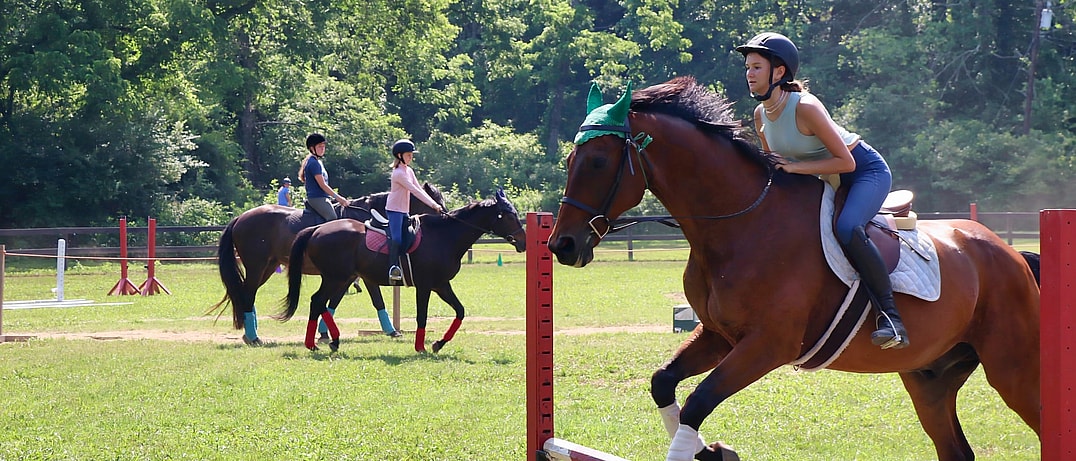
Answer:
[{"left": 0, "top": 250, "right": 1041, "bottom": 460}]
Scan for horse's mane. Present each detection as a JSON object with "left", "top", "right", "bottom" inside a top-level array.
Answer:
[{"left": 631, "top": 76, "right": 779, "bottom": 168}]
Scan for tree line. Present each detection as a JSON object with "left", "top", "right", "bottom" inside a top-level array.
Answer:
[{"left": 3, "top": 0, "right": 1075, "bottom": 229}]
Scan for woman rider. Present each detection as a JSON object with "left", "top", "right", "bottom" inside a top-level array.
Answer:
[{"left": 736, "top": 32, "right": 909, "bottom": 349}]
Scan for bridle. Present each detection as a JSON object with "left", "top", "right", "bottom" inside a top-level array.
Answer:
[
  {"left": 559, "top": 121, "right": 652, "bottom": 240},
  {"left": 559, "top": 115, "right": 775, "bottom": 241},
  {"left": 442, "top": 201, "right": 526, "bottom": 246}
]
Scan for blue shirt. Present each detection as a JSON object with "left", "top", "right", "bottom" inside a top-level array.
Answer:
[
  {"left": 277, "top": 185, "right": 291, "bottom": 205},
  {"left": 304, "top": 156, "right": 331, "bottom": 199}
]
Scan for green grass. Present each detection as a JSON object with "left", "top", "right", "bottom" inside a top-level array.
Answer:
[{"left": 0, "top": 259, "right": 1040, "bottom": 460}]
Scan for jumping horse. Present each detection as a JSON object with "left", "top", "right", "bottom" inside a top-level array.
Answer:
[
  {"left": 276, "top": 189, "right": 526, "bottom": 353},
  {"left": 211, "top": 183, "right": 445, "bottom": 345},
  {"left": 547, "top": 77, "right": 1040, "bottom": 461}
]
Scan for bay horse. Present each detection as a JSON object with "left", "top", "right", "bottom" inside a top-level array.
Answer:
[
  {"left": 211, "top": 183, "right": 444, "bottom": 345},
  {"left": 547, "top": 77, "right": 1040, "bottom": 461},
  {"left": 276, "top": 189, "right": 526, "bottom": 353}
]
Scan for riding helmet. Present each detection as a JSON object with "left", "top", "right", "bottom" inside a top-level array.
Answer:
[
  {"left": 392, "top": 139, "right": 418, "bottom": 158},
  {"left": 306, "top": 133, "right": 327, "bottom": 149},
  {"left": 735, "top": 32, "right": 800, "bottom": 83},
  {"left": 282, "top": 177, "right": 291, "bottom": 184}
]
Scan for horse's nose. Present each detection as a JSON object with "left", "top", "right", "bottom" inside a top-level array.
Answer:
[{"left": 548, "top": 235, "right": 575, "bottom": 259}]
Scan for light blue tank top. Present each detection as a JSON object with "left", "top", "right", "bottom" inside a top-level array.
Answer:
[{"left": 760, "top": 92, "right": 859, "bottom": 162}]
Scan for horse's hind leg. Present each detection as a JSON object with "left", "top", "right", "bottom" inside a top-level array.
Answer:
[
  {"left": 319, "top": 288, "right": 347, "bottom": 352},
  {"left": 898, "top": 343, "right": 979, "bottom": 461},
  {"left": 242, "top": 261, "right": 279, "bottom": 346},
  {"left": 317, "top": 278, "right": 352, "bottom": 343},
  {"left": 430, "top": 283, "right": 465, "bottom": 354},
  {"left": 305, "top": 280, "right": 347, "bottom": 351}
]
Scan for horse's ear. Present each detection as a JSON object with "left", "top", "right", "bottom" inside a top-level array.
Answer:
[
  {"left": 607, "top": 81, "right": 633, "bottom": 123},
  {"left": 586, "top": 83, "right": 604, "bottom": 114}
]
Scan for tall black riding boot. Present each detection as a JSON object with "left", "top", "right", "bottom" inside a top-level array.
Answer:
[
  {"left": 387, "top": 240, "right": 403, "bottom": 282},
  {"left": 842, "top": 225, "right": 909, "bottom": 350}
]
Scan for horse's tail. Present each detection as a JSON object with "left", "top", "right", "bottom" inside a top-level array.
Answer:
[
  {"left": 208, "top": 216, "right": 246, "bottom": 329},
  {"left": 1019, "top": 250, "right": 1041, "bottom": 287},
  {"left": 277, "top": 225, "right": 316, "bottom": 321}
]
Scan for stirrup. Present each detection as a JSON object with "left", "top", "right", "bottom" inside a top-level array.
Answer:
[
  {"left": 870, "top": 323, "right": 909, "bottom": 350},
  {"left": 388, "top": 265, "right": 403, "bottom": 281}
]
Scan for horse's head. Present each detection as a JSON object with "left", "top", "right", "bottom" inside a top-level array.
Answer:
[
  {"left": 491, "top": 188, "right": 526, "bottom": 253},
  {"left": 549, "top": 82, "right": 649, "bottom": 267},
  {"left": 423, "top": 182, "right": 447, "bottom": 212}
]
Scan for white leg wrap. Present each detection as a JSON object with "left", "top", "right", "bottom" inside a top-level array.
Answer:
[
  {"left": 658, "top": 403, "right": 681, "bottom": 439},
  {"left": 665, "top": 424, "right": 706, "bottom": 461}
]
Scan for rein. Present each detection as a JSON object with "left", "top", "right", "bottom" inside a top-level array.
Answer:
[
  {"left": 442, "top": 208, "right": 526, "bottom": 245},
  {"left": 562, "top": 117, "right": 775, "bottom": 238}
]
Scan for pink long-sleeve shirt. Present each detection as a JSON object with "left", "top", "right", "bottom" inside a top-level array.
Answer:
[{"left": 387, "top": 165, "right": 440, "bottom": 213}]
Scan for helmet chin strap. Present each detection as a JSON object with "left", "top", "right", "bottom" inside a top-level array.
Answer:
[{"left": 751, "top": 82, "right": 782, "bottom": 101}]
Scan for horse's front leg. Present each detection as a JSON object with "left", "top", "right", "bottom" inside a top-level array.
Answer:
[
  {"left": 651, "top": 326, "right": 731, "bottom": 437},
  {"left": 363, "top": 278, "right": 402, "bottom": 337},
  {"left": 413, "top": 287, "right": 434, "bottom": 353},
  {"left": 430, "top": 283, "right": 465, "bottom": 353},
  {"left": 666, "top": 336, "right": 789, "bottom": 461}
]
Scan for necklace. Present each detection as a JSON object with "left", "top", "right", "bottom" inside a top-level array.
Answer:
[{"left": 763, "top": 91, "right": 788, "bottom": 115}]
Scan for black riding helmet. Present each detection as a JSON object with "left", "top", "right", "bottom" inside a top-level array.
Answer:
[
  {"left": 391, "top": 139, "right": 417, "bottom": 160},
  {"left": 306, "top": 133, "right": 326, "bottom": 150},
  {"left": 735, "top": 32, "right": 800, "bottom": 101}
]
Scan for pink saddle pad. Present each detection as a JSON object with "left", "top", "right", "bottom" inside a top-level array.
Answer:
[{"left": 364, "top": 230, "right": 422, "bottom": 254}]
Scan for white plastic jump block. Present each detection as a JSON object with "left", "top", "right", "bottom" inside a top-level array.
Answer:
[{"left": 542, "top": 438, "right": 631, "bottom": 461}]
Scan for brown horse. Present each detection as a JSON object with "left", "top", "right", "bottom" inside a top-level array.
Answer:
[
  {"left": 211, "top": 183, "right": 444, "bottom": 345},
  {"left": 276, "top": 189, "right": 526, "bottom": 353},
  {"left": 547, "top": 77, "right": 1039, "bottom": 461}
]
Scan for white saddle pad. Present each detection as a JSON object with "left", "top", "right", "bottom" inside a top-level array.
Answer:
[{"left": 819, "top": 184, "right": 942, "bottom": 302}]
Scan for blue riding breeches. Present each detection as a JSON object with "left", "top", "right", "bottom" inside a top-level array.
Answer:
[
  {"left": 387, "top": 210, "right": 407, "bottom": 244},
  {"left": 835, "top": 141, "right": 892, "bottom": 245}
]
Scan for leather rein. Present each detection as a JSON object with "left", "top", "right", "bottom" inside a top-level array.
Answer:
[{"left": 560, "top": 119, "right": 774, "bottom": 240}]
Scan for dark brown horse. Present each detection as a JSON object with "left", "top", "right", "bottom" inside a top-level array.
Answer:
[
  {"left": 276, "top": 189, "right": 526, "bottom": 353},
  {"left": 211, "top": 183, "right": 444, "bottom": 345},
  {"left": 547, "top": 77, "right": 1039, "bottom": 461}
]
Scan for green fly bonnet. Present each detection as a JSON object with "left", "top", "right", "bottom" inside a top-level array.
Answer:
[{"left": 574, "top": 82, "right": 652, "bottom": 148}]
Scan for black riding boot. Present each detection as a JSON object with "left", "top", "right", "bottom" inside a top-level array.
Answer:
[
  {"left": 842, "top": 225, "right": 909, "bottom": 350},
  {"left": 387, "top": 240, "right": 403, "bottom": 282}
]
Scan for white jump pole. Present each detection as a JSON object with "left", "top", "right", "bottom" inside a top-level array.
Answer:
[{"left": 55, "top": 239, "right": 65, "bottom": 302}]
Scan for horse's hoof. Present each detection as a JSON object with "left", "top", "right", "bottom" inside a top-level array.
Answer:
[
  {"left": 307, "top": 345, "right": 319, "bottom": 352},
  {"left": 242, "top": 335, "right": 262, "bottom": 346},
  {"left": 386, "top": 330, "right": 404, "bottom": 338},
  {"left": 432, "top": 340, "right": 447, "bottom": 353},
  {"left": 695, "top": 442, "right": 739, "bottom": 461},
  {"left": 329, "top": 339, "right": 340, "bottom": 352}
]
